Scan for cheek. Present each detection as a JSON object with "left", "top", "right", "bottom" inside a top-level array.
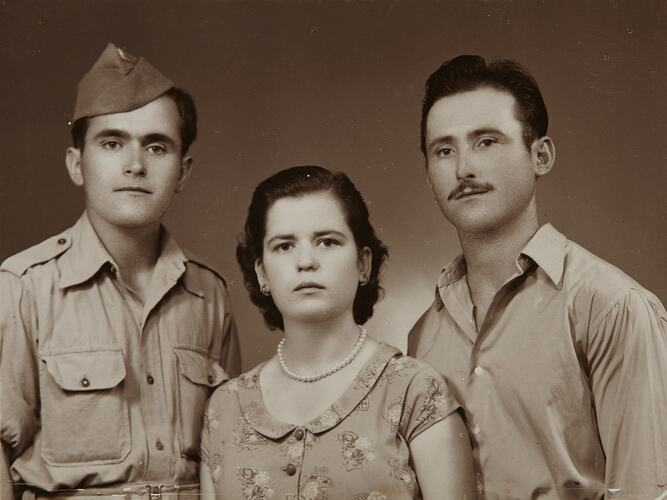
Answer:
[{"left": 427, "top": 169, "right": 447, "bottom": 197}]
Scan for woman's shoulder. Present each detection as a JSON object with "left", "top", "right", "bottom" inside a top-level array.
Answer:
[
  {"left": 381, "top": 345, "right": 446, "bottom": 381},
  {"left": 210, "top": 362, "right": 264, "bottom": 404}
]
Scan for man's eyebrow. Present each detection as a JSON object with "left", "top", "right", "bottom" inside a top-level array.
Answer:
[
  {"left": 467, "top": 127, "right": 508, "bottom": 140},
  {"left": 426, "top": 134, "right": 455, "bottom": 152},
  {"left": 143, "top": 133, "right": 178, "bottom": 148},
  {"left": 92, "top": 129, "right": 130, "bottom": 141},
  {"left": 428, "top": 128, "right": 511, "bottom": 151}
]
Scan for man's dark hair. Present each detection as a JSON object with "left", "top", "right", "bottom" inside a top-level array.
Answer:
[
  {"left": 70, "top": 87, "right": 197, "bottom": 155},
  {"left": 236, "top": 165, "right": 389, "bottom": 331},
  {"left": 420, "top": 55, "right": 548, "bottom": 153}
]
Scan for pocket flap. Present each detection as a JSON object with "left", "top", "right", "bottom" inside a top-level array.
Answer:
[
  {"left": 174, "top": 348, "right": 228, "bottom": 387},
  {"left": 42, "top": 349, "right": 126, "bottom": 391}
]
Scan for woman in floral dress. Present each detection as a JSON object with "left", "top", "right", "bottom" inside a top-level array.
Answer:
[{"left": 201, "top": 166, "right": 475, "bottom": 499}]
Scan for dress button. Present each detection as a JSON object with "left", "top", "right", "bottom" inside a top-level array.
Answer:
[
  {"left": 80, "top": 377, "right": 90, "bottom": 388},
  {"left": 284, "top": 463, "right": 297, "bottom": 476},
  {"left": 155, "top": 439, "right": 164, "bottom": 451},
  {"left": 57, "top": 238, "right": 67, "bottom": 245},
  {"left": 294, "top": 428, "right": 305, "bottom": 441},
  {"left": 474, "top": 366, "right": 483, "bottom": 376},
  {"left": 146, "top": 375, "right": 155, "bottom": 385},
  {"left": 208, "top": 375, "right": 214, "bottom": 384}
]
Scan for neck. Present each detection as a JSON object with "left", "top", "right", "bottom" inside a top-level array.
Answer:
[
  {"left": 86, "top": 210, "right": 161, "bottom": 275},
  {"left": 458, "top": 201, "right": 539, "bottom": 292},
  {"left": 280, "top": 313, "right": 361, "bottom": 373}
]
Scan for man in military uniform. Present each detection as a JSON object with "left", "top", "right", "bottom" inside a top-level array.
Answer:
[{"left": 0, "top": 43, "right": 241, "bottom": 499}]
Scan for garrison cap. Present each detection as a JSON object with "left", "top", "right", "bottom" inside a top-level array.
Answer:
[{"left": 72, "top": 43, "right": 174, "bottom": 122}]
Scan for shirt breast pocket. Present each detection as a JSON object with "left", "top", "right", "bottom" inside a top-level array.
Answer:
[
  {"left": 174, "top": 347, "right": 228, "bottom": 459},
  {"left": 40, "top": 348, "right": 131, "bottom": 466}
]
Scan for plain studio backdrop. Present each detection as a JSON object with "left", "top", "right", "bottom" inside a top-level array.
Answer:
[{"left": 0, "top": 1, "right": 665, "bottom": 372}]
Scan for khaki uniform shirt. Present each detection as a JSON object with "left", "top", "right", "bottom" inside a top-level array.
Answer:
[
  {"left": 408, "top": 224, "right": 667, "bottom": 499},
  {"left": 201, "top": 343, "right": 460, "bottom": 500},
  {"left": 0, "top": 213, "right": 241, "bottom": 494}
]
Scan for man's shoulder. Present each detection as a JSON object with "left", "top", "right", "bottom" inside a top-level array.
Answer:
[
  {"left": 182, "top": 248, "right": 230, "bottom": 289},
  {"left": 1, "top": 231, "right": 72, "bottom": 278},
  {"left": 562, "top": 236, "right": 657, "bottom": 313}
]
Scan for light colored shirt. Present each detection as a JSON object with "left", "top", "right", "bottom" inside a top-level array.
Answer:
[
  {"left": 408, "top": 224, "right": 667, "bottom": 499},
  {"left": 0, "top": 213, "right": 241, "bottom": 494},
  {"left": 201, "top": 343, "right": 460, "bottom": 500}
]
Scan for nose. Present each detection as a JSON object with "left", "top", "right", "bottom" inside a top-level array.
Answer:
[
  {"left": 296, "top": 244, "right": 319, "bottom": 271},
  {"left": 455, "top": 149, "right": 476, "bottom": 180},
  {"left": 123, "top": 147, "right": 146, "bottom": 177}
]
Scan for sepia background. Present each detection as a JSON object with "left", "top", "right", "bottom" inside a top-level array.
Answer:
[{"left": 1, "top": 0, "right": 665, "bottom": 372}]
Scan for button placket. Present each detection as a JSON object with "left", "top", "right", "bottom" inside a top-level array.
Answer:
[{"left": 282, "top": 427, "right": 307, "bottom": 477}]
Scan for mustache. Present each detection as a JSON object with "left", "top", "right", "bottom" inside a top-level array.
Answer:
[{"left": 448, "top": 180, "right": 494, "bottom": 200}]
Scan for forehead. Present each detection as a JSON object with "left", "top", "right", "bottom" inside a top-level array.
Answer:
[
  {"left": 85, "top": 95, "right": 181, "bottom": 141},
  {"left": 264, "top": 192, "right": 350, "bottom": 237},
  {"left": 426, "top": 87, "right": 522, "bottom": 140}
]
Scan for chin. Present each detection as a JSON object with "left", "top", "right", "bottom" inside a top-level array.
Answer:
[{"left": 105, "top": 212, "right": 163, "bottom": 229}]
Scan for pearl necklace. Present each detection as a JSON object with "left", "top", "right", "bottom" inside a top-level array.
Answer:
[{"left": 277, "top": 325, "right": 368, "bottom": 383}]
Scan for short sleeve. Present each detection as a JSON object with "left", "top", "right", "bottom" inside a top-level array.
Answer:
[
  {"left": 398, "top": 363, "right": 461, "bottom": 443},
  {"left": 0, "top": 271, "right": 39, "bottom": 454}
]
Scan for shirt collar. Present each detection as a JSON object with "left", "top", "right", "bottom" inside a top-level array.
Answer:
[
  {"left": 436, "top": 223, "right": 567, "bottom": 295},
  {"left": 58, "top": 213, "right": 117, "bottom": 289},
  {"left": 234, "top": 343, "right": 401, "bottom": 439},
  {"left": 58, "top": 212, "right": 193, "bottom": 292},
  {"left": 520, "top": 223, "right": 566, "bottom": 288}
]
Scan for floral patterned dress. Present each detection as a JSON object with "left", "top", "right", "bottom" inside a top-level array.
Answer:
[{"left": 200, "top": 343, "right": 460, "bottom": 500}]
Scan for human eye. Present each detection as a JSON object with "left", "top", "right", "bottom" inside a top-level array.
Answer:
[
  {"left": 101, "top": 139, "right": 122, "bottom": 151},
  {"left": 147, "top": 144, "right": 168, "bottom": 155},
  {"left": 318, "top": 238, "right": 341, "bottom": 248},
  {"left": 272, "top": 242, "right": 293, "bottom": 253},
  {"left": 434, "top": 145, "right": 455, "bottom": 159},
  {"left": 476, "top": 137, "right": 498, "bottom": 149}
]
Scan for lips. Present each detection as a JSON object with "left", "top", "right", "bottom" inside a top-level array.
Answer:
[
  {"left": 115, "top": 186, "right": 152, "bottom": 194},
  {"left": 294, "top": 282, "right": 325, "bottom": 291},
  {"left": 453, "top": 186, "right": 490, "bottom": 200},
  {"left": 448, "top": 182, "right": 494, "bottom": 201}
]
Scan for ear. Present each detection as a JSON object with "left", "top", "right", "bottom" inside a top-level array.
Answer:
[
  {"left": 254, "top": 258, "right": 268, "bottom": 289},
  {"left": 531, "top": 136, "right": 556, "bottom": 178},
  {"left": 65, "top": 147, "right": 84, "bottom": 186},
  {"left": 358, "top": 246, "right": 372, "bottom": 280},
  {"left": 174, "top": 155, "right": 194, "bottom": 193}
]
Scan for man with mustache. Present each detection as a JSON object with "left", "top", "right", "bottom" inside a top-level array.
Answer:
[
  {"left": 408, "top": 55, "right": 666, "bottom": 498},
  {"left": 0, "top": 43, "right": 240, "bottom": 499}
]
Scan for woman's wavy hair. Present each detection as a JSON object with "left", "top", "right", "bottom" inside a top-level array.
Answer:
[{"left": 236, "top": 165, "right": 389, "bottom": 331}]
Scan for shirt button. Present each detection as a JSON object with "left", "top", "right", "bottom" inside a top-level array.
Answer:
[
  {"left": 294, "top": 428, "right": 305, "bottom": 441},
  {"left": 473, "top": 424, "right": 481, "bottom": 435},
  {"left": 474, "top": 366, "right": 483, "bottom": 376},
  {"left": 208, "top": 375, "right": 214, "bottom": 385},
  {"left": 146, "top": 374, "right": 155, "bottom": 385},
  {"left": 80, "top": 377, "right": 90, "bottom": 388},
  {"left": 284, "top": 463, "right": 297, "bottom": 476},
  {"left": 155, "top": 439, "right": 164, "bottom": 451},
  {"left": 57, "top": 238, "right": 67, "bottom": 245}
]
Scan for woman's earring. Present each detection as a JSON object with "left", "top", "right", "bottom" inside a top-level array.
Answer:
[
  {"left": 261, "top": 284, "right": 271, "bottom": 296},
  {"left": 359, "top": 274, "right": 368, "bottom": 286}
]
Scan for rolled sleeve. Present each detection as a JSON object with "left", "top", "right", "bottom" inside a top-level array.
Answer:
[
  {"left": 0, "top": 272, "right": 39, "bottom": 455},
  {"left": 588, "top": 288, "right": 667, "bottom": 497}
]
